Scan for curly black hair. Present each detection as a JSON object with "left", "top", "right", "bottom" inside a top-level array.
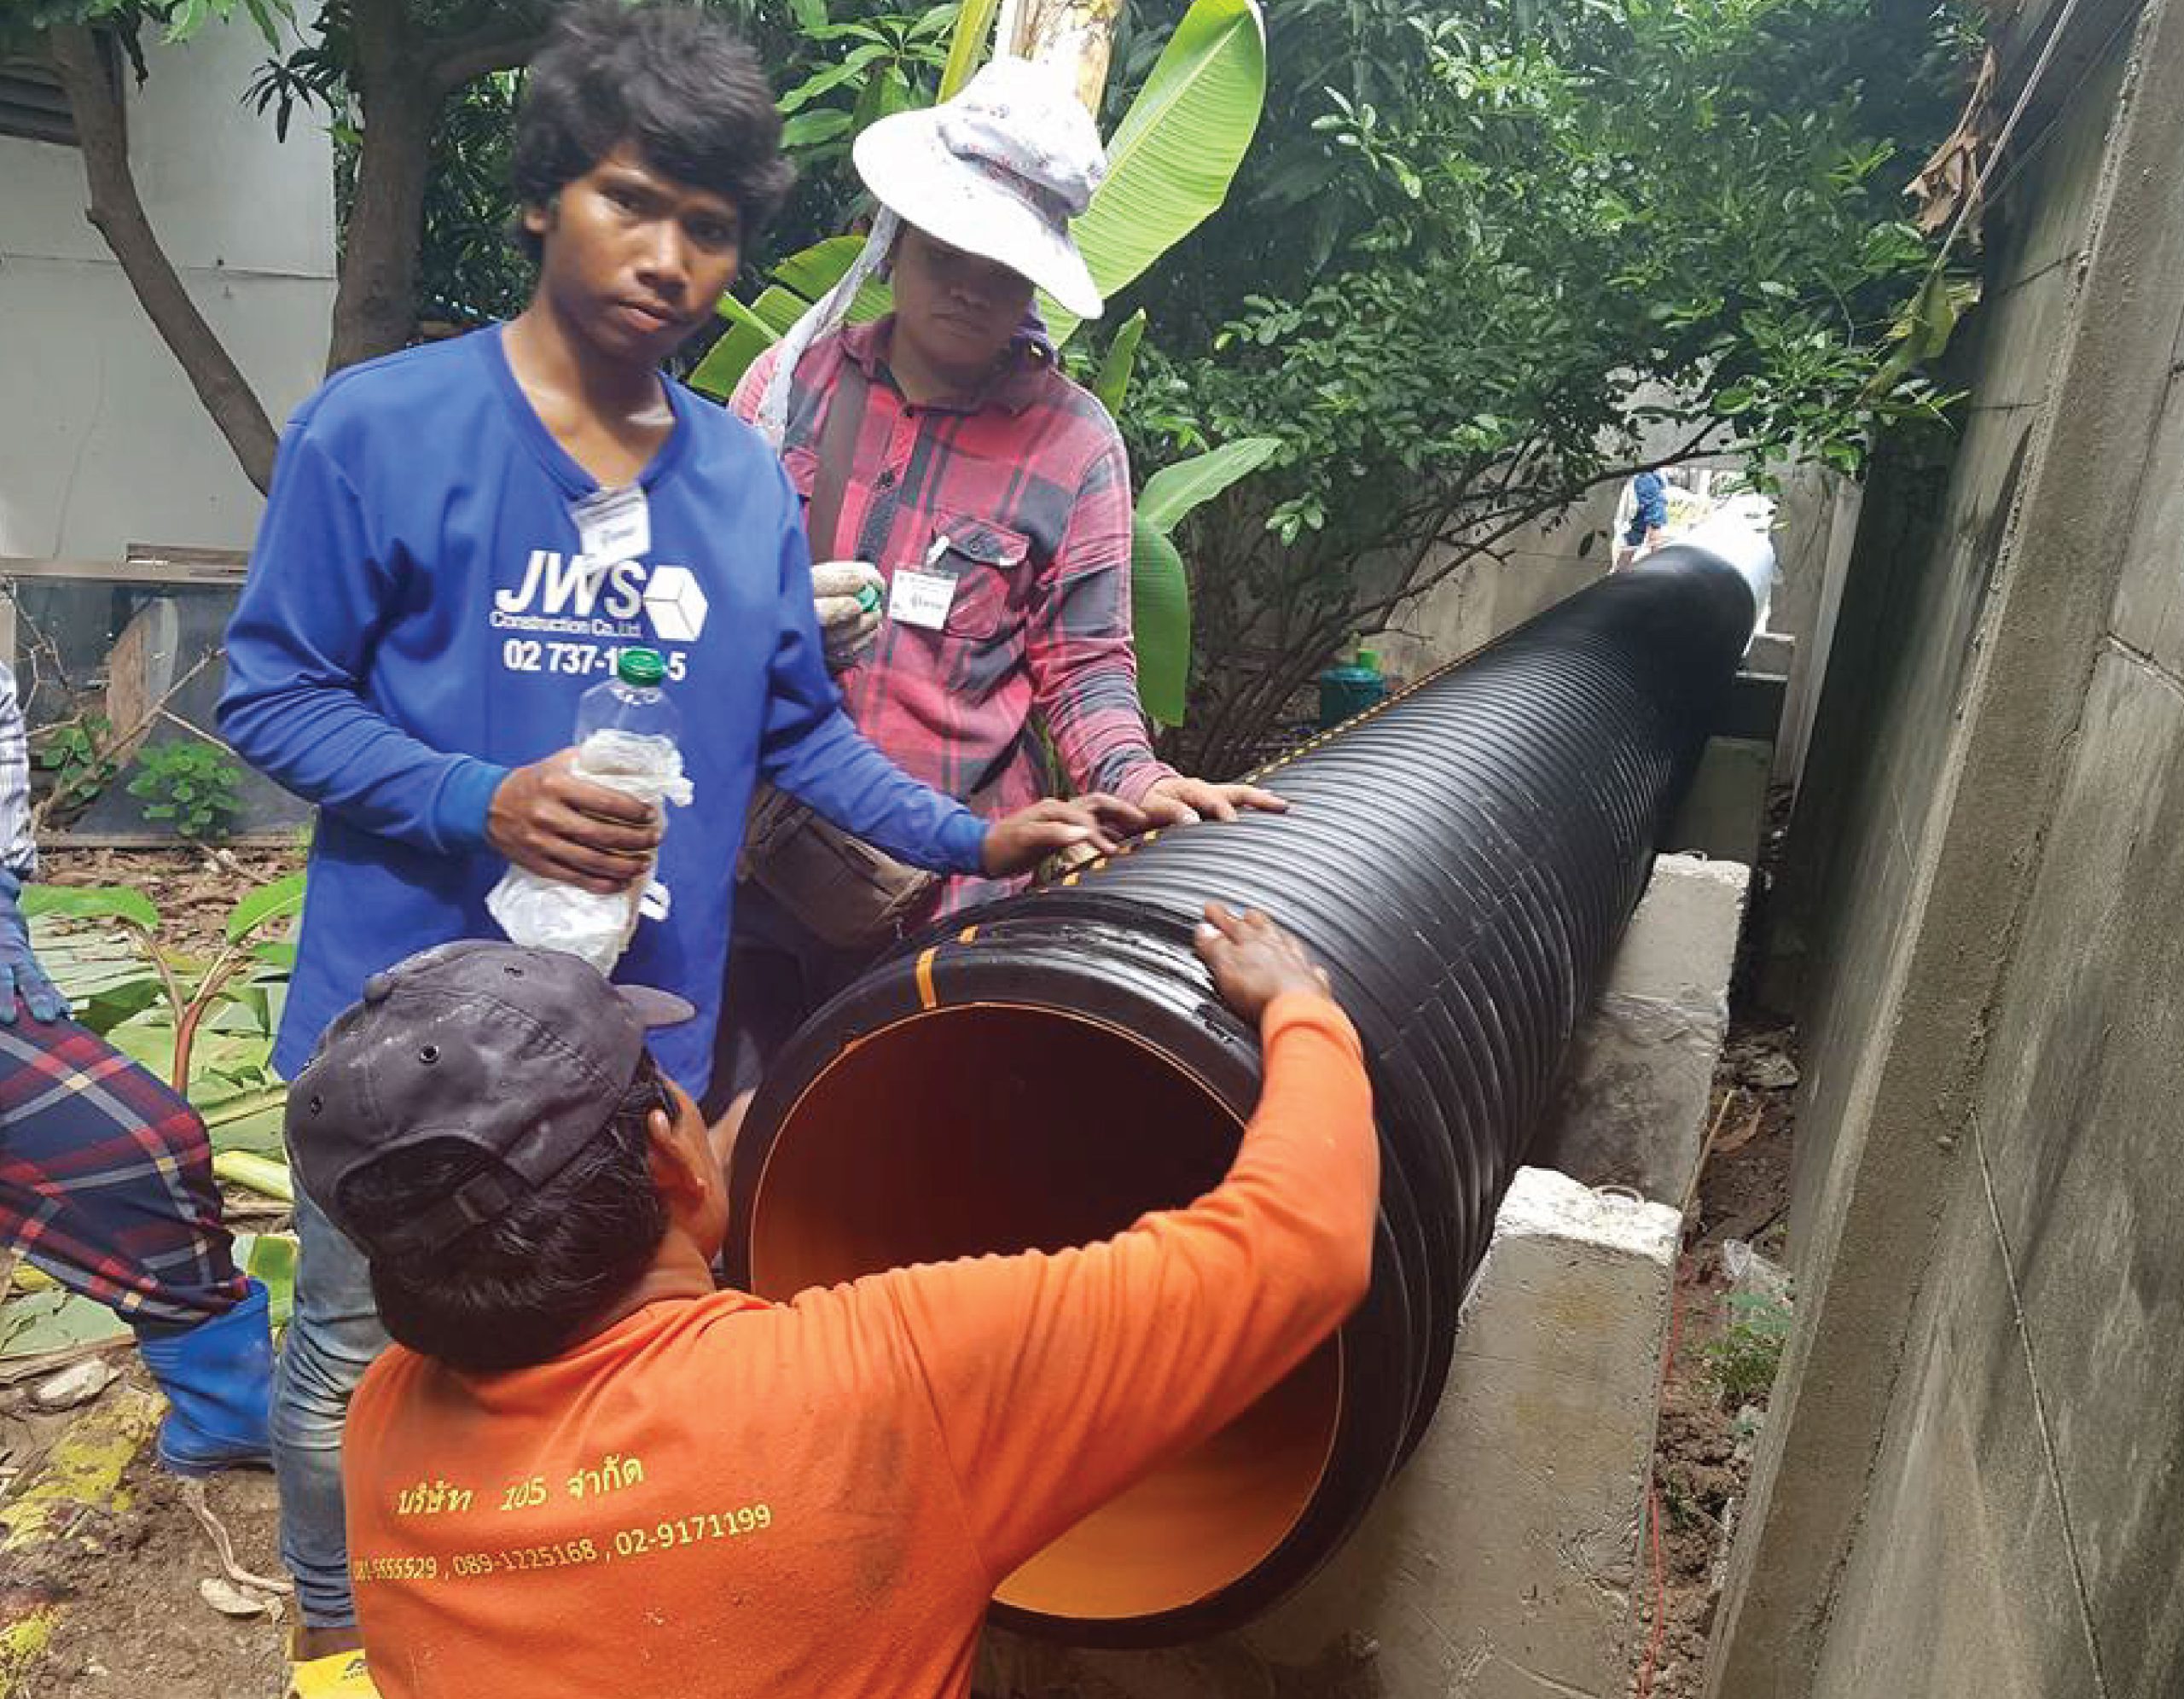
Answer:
[{"left": 510, "top": 0, "right": 796, "bottom": 261}]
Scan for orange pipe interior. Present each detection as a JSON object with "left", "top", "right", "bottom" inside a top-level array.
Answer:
[{"left": 745, "top": 1004, "right": 1342, "bottom": 1621}]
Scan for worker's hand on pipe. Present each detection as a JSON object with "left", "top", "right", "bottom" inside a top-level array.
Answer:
[
  {"left": 1141, "top": 775, "right": 1289, "bottom": 827},
  {"left": 488, "top": 748, "right": 662, "bottom": 896},
  {"left": 1195, "top": 900, "right": 1332, "bottom": 1024},
  {"left": 982, "top": 794, "right": 1147, "bottom": 877}
]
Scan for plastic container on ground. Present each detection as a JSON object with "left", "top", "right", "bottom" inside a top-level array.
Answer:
[{"left": 1316, "top": 649, "right": 1388, "bottom": 730}]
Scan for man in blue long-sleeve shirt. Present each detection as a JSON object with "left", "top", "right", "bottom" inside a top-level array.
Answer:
[{"left": 218, "top": 9, "right": 1135, "bottom": 1693}]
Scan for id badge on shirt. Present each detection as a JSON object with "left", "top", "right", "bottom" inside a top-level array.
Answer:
[
  {"left": 886, "top": 534, "right": 959, "bottom": 632},
  {"left": 572, "top": 483, "right": 651, "bottom": 563}
]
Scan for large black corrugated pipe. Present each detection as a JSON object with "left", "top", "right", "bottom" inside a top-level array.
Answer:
[{"left": 723, "top": 536, "right": 1766, "bottom": 1645}]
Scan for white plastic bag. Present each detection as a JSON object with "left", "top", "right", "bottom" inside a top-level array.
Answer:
[{"left": 485, "top": 730, "right": 694, "bottom": 974}]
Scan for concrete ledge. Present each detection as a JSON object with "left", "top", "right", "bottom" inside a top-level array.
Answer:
[
  {"left": 1668, "top": 739, "right": 1775, "bottom": 866},
  {"left": 979, "top": 855, "right": 1750, "bottom": 1698},
  {"left": 1536, "top": 854, "right": 1751, "bottom": 1207}
]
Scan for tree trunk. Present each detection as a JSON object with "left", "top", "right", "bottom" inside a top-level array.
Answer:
[
  {"left": 324, "top": 0, "right": 436, "bottom": 371},
  {"left": 1010, "top": 0, "right": 1124, "bottom": 113},
  {"left": 325, "top": 81, "right": 438, "bottom": 370},
  {"left": 47, "top": 25, "right": 279, "bottom": 493}
]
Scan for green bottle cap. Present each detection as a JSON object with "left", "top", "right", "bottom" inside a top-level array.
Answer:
[
  {"left": 617, "top": 647, "right": 666, "bottom": 687},
  {"left": 857, "top": 582, "right": 883, "bottom": 614}
]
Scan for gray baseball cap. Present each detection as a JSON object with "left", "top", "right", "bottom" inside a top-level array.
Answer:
[{"left": 287, "top": 940, "right": 694, "bottom": 1260}]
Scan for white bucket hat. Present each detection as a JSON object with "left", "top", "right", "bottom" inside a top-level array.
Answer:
[
  {"left": 753, "top": 56, "right": 1107, "bottom": 449},
  {"left": 855, "top": 55, "right": 1107, "bottom": 319}
]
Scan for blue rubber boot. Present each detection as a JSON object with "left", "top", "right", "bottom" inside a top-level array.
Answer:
[{"left": 134, "top": 1279, "right": 274, "bottom": 1475}]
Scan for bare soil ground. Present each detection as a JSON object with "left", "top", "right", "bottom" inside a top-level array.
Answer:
[
  {"left": 11, "top": 1361, "right": 288, "bottom": 1698},
  {"left": 1630, "top": 1015, "right": 1800, "bottom": 1699},
  {"left": 1632, "top": 783, "right": 1805, "bottom": 1699},
  {"left": 36, "top": 843, "right": 306, "bottom": 959}
]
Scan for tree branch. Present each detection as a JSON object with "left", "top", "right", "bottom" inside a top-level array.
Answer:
[
  {"left": 424, "top": 13, "right": 549, "bottom": 95},
  {"left": 47, "top": 26, "right": 279, "bottom": 494}
]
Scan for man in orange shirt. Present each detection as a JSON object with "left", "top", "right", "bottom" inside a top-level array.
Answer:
[{"left": 299, "top": 909, "right": 1375, "bottom": 1699}]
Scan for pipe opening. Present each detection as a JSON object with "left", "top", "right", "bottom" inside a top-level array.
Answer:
[{"left": 745, "top": 1003, "right": 1343, "bottom": 1621}]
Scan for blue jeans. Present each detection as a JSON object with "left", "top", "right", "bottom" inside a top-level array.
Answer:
[{"left": 272, "top": 1182, "right": 388, "bottom": 1628}]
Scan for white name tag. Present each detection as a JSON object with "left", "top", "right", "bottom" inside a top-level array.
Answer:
[
  {"left": 572, "top": 483, "right": 651, "bottom": 564},
  {"left": 887, "top": 567, "right": 956, "bottom": 631}
]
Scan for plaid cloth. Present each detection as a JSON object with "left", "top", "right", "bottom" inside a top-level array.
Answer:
[
  {"left": 734, "top": 317, "right": 1177, "bottom": 916},
  {"left": 0, "top": 1013, "right": 247, "bottom": 1329},
  {"left": 0, "top": 666, "right": 38, "bottom": 879}
]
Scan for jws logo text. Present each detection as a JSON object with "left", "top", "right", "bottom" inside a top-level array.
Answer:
[{"left": 492, "top": 550, "right": 709, "bottom": 643}]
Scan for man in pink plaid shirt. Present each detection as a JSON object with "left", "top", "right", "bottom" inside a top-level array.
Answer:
[{"left": 711, "top": 57, "right": 1281, "bottom": 1115}]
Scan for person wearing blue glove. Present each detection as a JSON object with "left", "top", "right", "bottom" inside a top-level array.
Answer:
[{"left": 0, "top": 661, "right": 270, "bottom": 1474}]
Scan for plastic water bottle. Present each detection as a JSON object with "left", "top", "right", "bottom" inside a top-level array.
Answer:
[
  {"left": 487, "top": 646, "right": 693, "bottom": 972},
  {"left": 576, "top": 647, "right": 682, "bottom": 752}
]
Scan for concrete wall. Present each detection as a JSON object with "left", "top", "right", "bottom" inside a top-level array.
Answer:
[
  {"left": 1709, "top": 0, "right": 2184, "bottom": 1692},
  {"left": 1366, "top": 485, "right": 1621, "bottom": 680},
  {"left": 0, "top": 18, "right": 335, "bottom": 559}
]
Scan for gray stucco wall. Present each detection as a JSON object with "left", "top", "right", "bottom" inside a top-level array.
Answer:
[
  {"left": 0, "top": 17, "right": 335, "bottom": 559},
  {"left": 1710, "top": 0, "right": 2184, "bottom": 1692}
]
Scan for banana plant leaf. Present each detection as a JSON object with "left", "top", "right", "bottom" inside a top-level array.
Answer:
[
  {"left": 1137, "top": 435, "right": 1282, "bottom": 532},
  {"left": 1092, "top": 310, "right": 1147, "bottom": 416},
  {"left": 205, "top": 1088, "right": 289, "bottom": 1157},
  {"left": 0, "top": 1286, "right": 129, "bottom": 1359},
  {"left": 20, "top": 885, "right": 159, "bottom": 929},
  {"left": 1042, "top": 0, "right": 1267, "bottom": 348},
  {"left": 1130, "top": 515, "right": 1190, "bottom": 727},
  {"left": 232, "top": 1231, "right": 299, "bottom": 1330},
  {"left": 690, "top": 241, "right": 889, "bottom": 400},
  {"left": 225, "top": 871, "right": 305, "bottom": 943},
  {"left": 938, "top": 0, "right": 998, "bottom": 99}
]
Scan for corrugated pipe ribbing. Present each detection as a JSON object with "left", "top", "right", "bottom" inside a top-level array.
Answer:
[{"left": 724, "top": 540, "right": 1763, "bottom": 1644}]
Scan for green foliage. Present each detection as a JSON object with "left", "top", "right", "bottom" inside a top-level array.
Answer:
[
  {"left": 1, "top": 0, "right": 284, "bottom": 54},
  {"left": 415, "top": 72, "right": 533, "bottom": 327},
  {"left": 126, "top": 742, "right": 245, "bottom": 842},
  {"left": 1037, "top": 0, "right": 1267, "bottom": 348},
  {"left": 1125, "top": 438, "right": 1280, "bottom": 725},
  {"left": 32, "top": 713, "right": 119, "bottom": 820},
  {"left": 1136, "top": 434, "right": 1280, "bottom": 531},
  {"left": 23, "top": 873, "right": 302, "bottom": 1126},
  {"left": 935, "top": 0, "right": 996, "bottom": 100},
  {"left": 1705, "top": 1289, "right": 1795, "bottom": 1410},
  {"left": 1092, "top": 310, "right": 1148, "bottom": 416},
  {"left": 1115, "top": 0, "right": 1980, "bottom": 770},
  {"left": 775, "top": 0, "right": 956, "bottom": 160},
  {"left": 695, "top": 0, "right": 1268, "bottom": 395}
]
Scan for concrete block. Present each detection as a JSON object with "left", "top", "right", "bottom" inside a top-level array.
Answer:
[
  {"left": 1745, "top": 632, "right": 1795, "bottom": 674},
  {"left": 982, "top": 1172, "right": 1682, "bottom": 1699},
  {"left": 1535, "top": 855, "right": 1751, "bottom": 1208},
  {"left": 1665, "top": 738, "right": 1773, "bottom": 866}
]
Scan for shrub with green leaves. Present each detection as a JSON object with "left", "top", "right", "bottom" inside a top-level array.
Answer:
[
  {"left": 1705, "top": 1289, "right": 1795, "bottom": 1410},
  {"left": 32, "top": 713, "right": 119, "bottom": 819},
  {"left": 126, "top": 741, "right": 246, "bottom": 842},
  {"left": 1103, "top": 0, "right": 1981, "bottom": 771}
]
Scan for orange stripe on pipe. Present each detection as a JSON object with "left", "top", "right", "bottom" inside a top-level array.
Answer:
[{"left": 915, "top": 947, "right": 939, "bottom": 1010}]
